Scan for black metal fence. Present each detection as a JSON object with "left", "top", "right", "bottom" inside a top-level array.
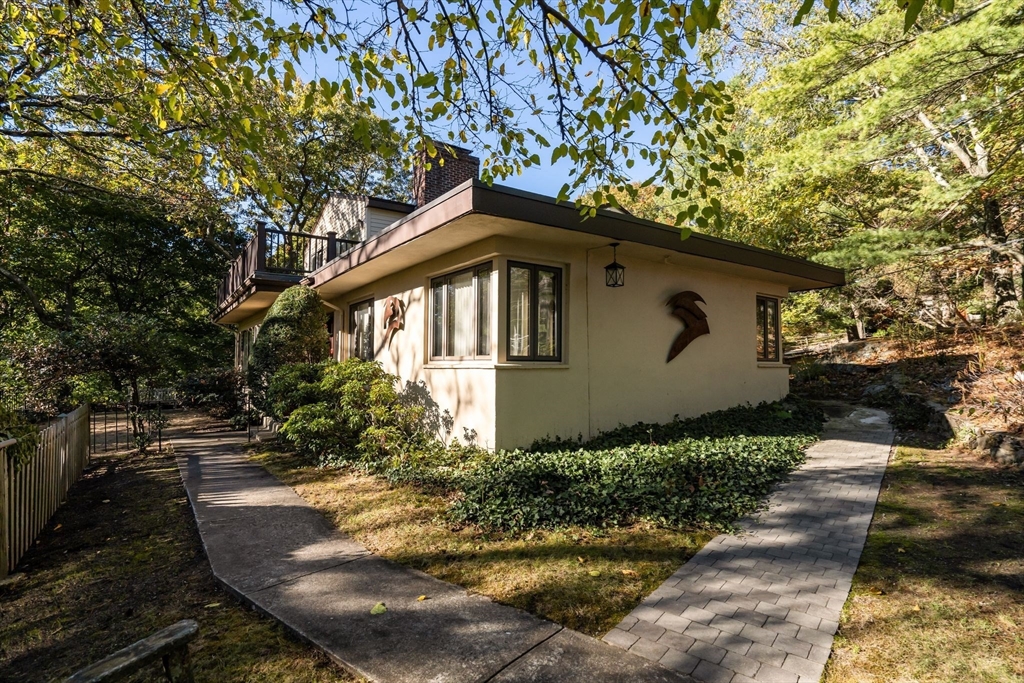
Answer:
[{"left": 89, "top": 394, "right": 174, "bottom": 454}]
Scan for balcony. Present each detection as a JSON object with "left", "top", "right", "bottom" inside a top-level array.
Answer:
[{"left": 213, "top": 224, "right": 357, "bottom": 324}]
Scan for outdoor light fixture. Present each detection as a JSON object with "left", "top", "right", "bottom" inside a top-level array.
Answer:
[{"left": 604, "top": 243, "right": 625, "bottom": 287}]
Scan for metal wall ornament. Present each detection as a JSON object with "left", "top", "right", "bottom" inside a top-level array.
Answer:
[
  {"left": 604, "top": 243, "right": 625, "bottom": 287},
  {"left": 382, "top": 296, "right": 405, "bottom": 348},
  {"left": 666, "top": 291, "right": 710, "bottom": 362}
]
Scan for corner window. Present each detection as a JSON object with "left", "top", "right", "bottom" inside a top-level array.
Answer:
[
  {"left": 430, "top": 263, "right": 492, "bottom": 359},
  {"left": 507, "top": 261, "right": 562, "bottom": 362},
  {"left": 350, "top": 299, "right": 374, "bottom": 360},
  {"left": 756, "top": 295, "right": 780, "bottom": 362}
]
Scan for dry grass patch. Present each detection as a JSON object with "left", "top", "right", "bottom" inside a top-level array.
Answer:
[
  {"left": 251, "top": 446, "right": 716, "bottom": 636},
  {"left": 825, "top": 444, "right": 1024, "bottom": 683},
  {"left": 0, "top": 438, "right": 356, "bottom": 682}
]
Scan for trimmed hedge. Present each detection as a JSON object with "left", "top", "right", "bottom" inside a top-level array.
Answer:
[{"left": 529, "top": 400, "right": 825, "bottom": 452}]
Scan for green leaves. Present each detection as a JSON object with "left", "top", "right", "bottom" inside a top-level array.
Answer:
[{"left": 449, "top": 400, "right": 824, "bottom": 532}]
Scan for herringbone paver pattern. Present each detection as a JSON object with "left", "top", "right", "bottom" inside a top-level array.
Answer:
[{"left": 605, "top": 407, "right": 894, "bottom": 683}]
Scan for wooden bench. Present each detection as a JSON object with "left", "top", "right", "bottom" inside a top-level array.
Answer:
[{"left": 65, "top": 620, "right": 198, "bottom": 683}]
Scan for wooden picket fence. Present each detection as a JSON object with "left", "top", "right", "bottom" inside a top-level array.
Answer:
[{"left": 1, "top": 404, "right": 91, "bottom": 578}]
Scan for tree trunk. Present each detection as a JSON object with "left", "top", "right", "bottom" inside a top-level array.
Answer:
[{"left": 982, "top": 197, "right": 1018, "bottom": 319}]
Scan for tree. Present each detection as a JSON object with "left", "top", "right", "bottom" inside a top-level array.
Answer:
[
  {"left": 2, "top": 0, "right": 944, "bottom": 228},
  {"left": 246, "top": 286, "right": 329, "bottom": 412},
  {"left": 696, "top": 0, "right": 1023, "bottom": 331},
  {"left": 227, "top": 86, "right": 411, "bottom": 232},
  {"left": 0, "top": 162, "right": 235, "bottom": 415}
]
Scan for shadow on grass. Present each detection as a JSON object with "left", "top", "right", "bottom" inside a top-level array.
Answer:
[
  {"left": 824, "top": 444, "right": 1024, "bottom": 682},
  {"left": 0, "top": 449, "right": 345, "bottom": 683},
  {"left": 857, "top": 448, "right": 1024, "bottom": 596}
]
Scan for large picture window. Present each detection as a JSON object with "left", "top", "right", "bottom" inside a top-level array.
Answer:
[
  {"left": 756, "top": 295, "right": 780, "bottom": 362},
  {"left": 430, "top": 263, "right": 492, "bottom": 359},
  {"left": 350, "top": 298, "right": 374, "bottom": 361},
  {"left": 507, "top": 261, "right": 562, "bottom": 362}
]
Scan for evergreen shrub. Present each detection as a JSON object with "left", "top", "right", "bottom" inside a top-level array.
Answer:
[{"left": 246, "top": 286, "right": 329, "bottom": 412}]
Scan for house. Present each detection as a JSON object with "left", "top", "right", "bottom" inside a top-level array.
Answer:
[{"left": 213, "top": 145, "right": 844, "bottom": 450}]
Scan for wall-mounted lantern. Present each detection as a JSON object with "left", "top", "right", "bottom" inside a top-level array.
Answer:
[{"left": 604, "top": 243, "right": 625, "bottom": 287}]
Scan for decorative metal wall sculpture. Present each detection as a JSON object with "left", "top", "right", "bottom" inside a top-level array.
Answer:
[
  {"left": 666, "top": 291, "right": 710, "bottom": 362},
  {"left": 382, "top": 296, "right": 405, "bottom": 348}
]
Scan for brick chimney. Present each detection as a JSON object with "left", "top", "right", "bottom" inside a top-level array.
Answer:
[{"left": 413, "top": 142, "right": 480, "bottom": 206}]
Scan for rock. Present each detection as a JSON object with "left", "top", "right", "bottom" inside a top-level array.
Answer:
[
  {"left": 862, "top": 384, "right": 890, "bottom": 397},
  {"left": 994, "top": 438, "right": 1024, "bottom": 467}
]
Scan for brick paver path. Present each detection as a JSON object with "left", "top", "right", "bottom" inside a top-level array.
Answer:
[{"left": 604, "top": 407, "right": 894, "bottom": 683}]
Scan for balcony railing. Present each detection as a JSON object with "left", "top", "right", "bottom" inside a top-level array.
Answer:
[{"left": 216, "top": 224, "right": 358, "bottom": 311}]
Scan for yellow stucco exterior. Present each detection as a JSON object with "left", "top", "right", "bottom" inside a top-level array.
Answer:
[{"left": 238, "top": 223, "right": 794, "bottom": 450}]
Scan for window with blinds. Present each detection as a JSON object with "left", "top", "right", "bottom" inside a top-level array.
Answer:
[
  {"left": 756, "top": 295, "right": 780, "bottom": 362},
  {"left": 350, "top": 299, "right": 374, "bottom": 361},
  {"left": 507, "top": 261, "right": 562, "bottom": 362},
  {"left": 430, "top": 263, "right": 492, "bottom": 360}
]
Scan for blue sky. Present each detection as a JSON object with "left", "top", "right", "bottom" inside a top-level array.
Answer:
[{"left": 280, "top": 1, "right": 668, "bottom": 197}]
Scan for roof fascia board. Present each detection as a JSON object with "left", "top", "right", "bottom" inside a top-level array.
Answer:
[{"left": 469, "top": 181, "right": 845, "bottom": 288}]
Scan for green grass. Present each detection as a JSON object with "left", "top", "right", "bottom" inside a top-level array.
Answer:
[
  {"left": 0, "top": 449, "right": 356, "bottom": 682},
  {"left": 825, "top": 444, "right": 1024, "bottom": 683}
]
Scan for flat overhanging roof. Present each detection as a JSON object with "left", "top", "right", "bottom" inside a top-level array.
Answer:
[{"left": 310, "top": 179, "right": 845, "bottom": 297}]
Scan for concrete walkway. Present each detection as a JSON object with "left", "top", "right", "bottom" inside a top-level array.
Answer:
[
  {"left": 603, "top": 406, "right": 894, "bottom": 683},
  {"left": 172, "top": 429, "right": 691, "bottom": 683}
]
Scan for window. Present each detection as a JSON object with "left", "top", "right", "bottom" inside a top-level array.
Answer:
[
  {"left": 350, "top": 299, "right": 374, "bottom": 360},
  {"left": 507, "top": 261, "right": 562, "bottom": 361},
  {"left": 756, "top": 296, "right": 780, "bottom": 362},
  {"left": 430, "top": 263, "right": 492, "bottom": 359}
]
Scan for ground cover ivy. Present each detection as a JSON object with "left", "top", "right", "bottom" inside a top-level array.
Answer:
[{"left": 273, "top": 358, "right": 824, "bottom": 533}]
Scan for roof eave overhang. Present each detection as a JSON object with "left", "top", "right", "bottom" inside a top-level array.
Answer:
[
  {"left": 469, "top": 182, "right": 845, "bottom": 291},
  {"left": 305, "top": 178, "right": 844, "bottom": 294}
]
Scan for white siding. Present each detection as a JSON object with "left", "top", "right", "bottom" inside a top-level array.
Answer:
[{"left": 366, "top": 208, "right": 407, "bottom": 239}]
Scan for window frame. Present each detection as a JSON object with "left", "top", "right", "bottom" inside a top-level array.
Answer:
[
  {"left": 506, "top": 260, "right": 563, "bottom": 362},
  {"left": 349, "top": 298, "right": 375, "bottom": 361},
  {"left": 429, "top": 262, "right": 493, "bottom": 361},
  {"left": 756, "top": 295, "right": 781, "bottom": 363}
]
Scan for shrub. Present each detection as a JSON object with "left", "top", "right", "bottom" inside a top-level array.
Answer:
[
  {"left": 177, "top": 368, "right": 245, "bottom": 418},
  {"left": 266, "top": 362, "right": 330, "bottom": 421},
  {"left": 279, "top": 358, "right": 434, "bottom": 467},
  {"left": 0, "top": 404, "right": 39, "bottom": 468},
  {"left": 247, "top": 286, "right": 329, "bottom": 413},
  {"left": 449, "top": 434, "right": 813, "bottom": 532}
]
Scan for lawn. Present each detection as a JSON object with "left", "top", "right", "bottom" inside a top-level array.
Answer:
[
  {"left": 824, "top": 442, "right": 1024, "bottom": 683},
  {"left": 0, "top": 441, "right": 357, "bottom": 682},
  {"left": 251, "top": 444, "right": 718, "bottom": 636}
]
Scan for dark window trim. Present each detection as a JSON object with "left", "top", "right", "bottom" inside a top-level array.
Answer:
[
  {"left": 506, "top": 261, "right": 563, "bottom": 362},
  {"left": 349, "top": 298, "right": 374, "bottom": 361},
  {"left": 429, "top": 261, "right": 493, "bottom": 361},
  {"left": 756, "top": 295, "right": 780, "bottom": 363}
]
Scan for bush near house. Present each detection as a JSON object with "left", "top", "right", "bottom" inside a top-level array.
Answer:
[
  {"left": 246, "top": 286, "right": 329, "bottom": 412},
  {"left": 273, "top": 356, "right": 824, "bottom": 533},
  {"left": 277, "top": 358, "right": 443, "bottom": 468},
  {"left": 452, "top": 400, "right": 823, "bottom": 532}
]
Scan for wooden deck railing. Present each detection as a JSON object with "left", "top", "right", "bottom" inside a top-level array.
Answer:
[
  {"left": 1, "top": 404, "right": 91, "bottom": 578},
  {"left": 215, "top": 224, "right": 359, "bottom": 310}
]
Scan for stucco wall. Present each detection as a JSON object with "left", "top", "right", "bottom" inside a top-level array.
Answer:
[
  {"left": 584, "top": 252, "right": 789, "bottom": 435},
  {"left": 326, "top": 239, "right": 502, "bottom": 448},
  {"left": 237, "top": 231, "right": 791, "bottom": 451},
  {"left": 489, "top": 240, "right": 789, "bottom": 450}
]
